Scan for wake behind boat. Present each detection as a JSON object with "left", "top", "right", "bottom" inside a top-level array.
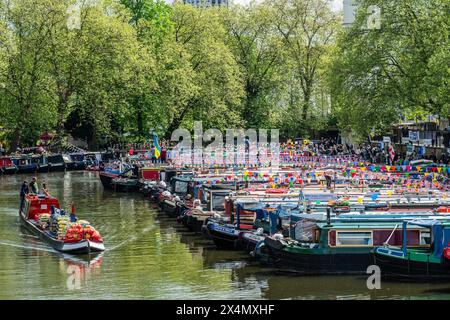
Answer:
[{"left": 19, "top": 194, "right": 105, "bottom": 254}]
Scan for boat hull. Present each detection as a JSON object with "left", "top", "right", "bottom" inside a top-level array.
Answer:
[
  {"left": 236, "top": 231, "right": 265, "bottom": 253},
  {"left": 48, "top": 163, "right": 66, "bottom": 172},
  {"left": 262, "top": 238, "right": 373, "bottom": 275},
  {"left": 111, "top": 180, "right": 141, "bottom": 193},
  {"left": 66, "top": 161, "right": 87, "bottom": 171},
  {"left": 99, "top": 172, "right": 119, "bottom": 189},
  {"left": 206, "top": 223, "right": 240, "bottom": 250},
  {"left": 1, "top": 166, "right": 17, "bottom": 174},
  {"left": 37, "top": 164, "right": 49, "bottom": 173},
  {"left": 17, "top": 165, "right": 38, "bottom": 174}
]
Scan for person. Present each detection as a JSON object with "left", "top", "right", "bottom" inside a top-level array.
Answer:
[
  {"left": 69, "top": 211, "right": 77, "bottom": 223},
  {"left": 20, "top": 181, "right": 29, "bottom": 211},
  {"left": 29, "top": 177, "right": 38, "bottom": 194},
  {"left": 324, "top": 169, "right": 333, "bottom": 190},
  {"left": 40, "top": 181, "right": 49, "bottom": 196}
]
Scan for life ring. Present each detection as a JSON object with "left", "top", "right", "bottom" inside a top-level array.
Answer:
[
  {"left": 437, "top": 207, "right": 450, "bottom": 213},
  {"left": 265, "top": 188, "right": 288, "bottom": 194}
]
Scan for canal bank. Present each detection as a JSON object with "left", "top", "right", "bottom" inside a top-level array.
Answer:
[{"left": 1, "top": 171, "right": 450, "bottom": 299}]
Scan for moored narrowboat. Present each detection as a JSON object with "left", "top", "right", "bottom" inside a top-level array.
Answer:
[
  {"left": 110, "top": 177, "right": 141, "bottom": 192},
  {"left": 13, "top": 156, "right": 38, "bottom": 174},
  {"left": 32, "top": 155, "right": 49, "bottom": 173},
  {"left": 99, "top": 167, "right": 125, "bottom": 189},
  {"left": 0, "top": 157, "right": 17, "bottom": 174},
  {"left": 372, "top": 219, "right": 450, "bottom": 280},
  {"left": 47, "top": 154, "right": 66, "bottom": 172},
  {"left": 258, "top": 213, "right": 433, "bottom": 275}
]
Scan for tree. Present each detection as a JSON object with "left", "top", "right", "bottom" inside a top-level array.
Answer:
[
  {"left": 158, "top": 4, "right": 244, "bottom": 137},
  {"left": 0, "top": 0, "right": 58, "bottom": 150},
  {"left": 268, "top": 0, "right": 340, "bottom": 122},
  {"left": 223, "top": 2, "right": 285, "bottom": 128}
]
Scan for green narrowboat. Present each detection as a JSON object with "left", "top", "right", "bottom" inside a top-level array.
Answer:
[{"left": 259, "top": 214, "right": 433, "bottom": 275}]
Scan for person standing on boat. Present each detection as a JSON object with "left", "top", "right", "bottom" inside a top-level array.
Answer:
[
  {"left": 40, "top": 181, "right": 49, "bottom": 197},
  {"left": 20, "top": 181, "right": 29, "bottom": 211},
  {"left": 29, "top": 177, "right": 38, "bottom": 194}
]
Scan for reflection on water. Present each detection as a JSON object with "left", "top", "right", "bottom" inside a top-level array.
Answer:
[{"left": 1, "top": 172, "right": 450, "bottom": 299}]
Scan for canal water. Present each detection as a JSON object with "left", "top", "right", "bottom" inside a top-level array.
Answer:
[{"left": 1, "top": 171, "right": 450, "bottom": 299}]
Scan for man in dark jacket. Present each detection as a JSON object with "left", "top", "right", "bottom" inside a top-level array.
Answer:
[{"left": 20, "top": 181, "right": 29, "bottom": 211}]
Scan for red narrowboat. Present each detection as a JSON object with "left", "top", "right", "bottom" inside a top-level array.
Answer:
[
  {"left": 20, "top": 194, "right": 105, "bottom": 254},
  {"left": 0, "top": 157, "right": 17, "bottom": 174}
]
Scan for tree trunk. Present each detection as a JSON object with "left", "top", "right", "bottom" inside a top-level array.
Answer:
[
  {"left": 10, "top": 127, "right": 22, "bottom": 153},
  {"left": 302, "top": 86, "right": 312, "bottom": 120},
  {"left": 165, "top": 105, "right": 192, "bottom": 139}
]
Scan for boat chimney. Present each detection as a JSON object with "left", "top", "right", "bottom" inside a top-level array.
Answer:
[{"left": 326, "top": 207, "right": 331, "bottom": 226}]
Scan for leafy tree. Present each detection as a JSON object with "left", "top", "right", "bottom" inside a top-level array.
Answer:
[
  {"left": 223, "top": 2, "right": 285, "bottom": 128},
  {"left": 331, "top": 0, "right": 449, "bottom": 140},
  {"left": 268, "top": 0, "right": 340, "bottom": 123}
]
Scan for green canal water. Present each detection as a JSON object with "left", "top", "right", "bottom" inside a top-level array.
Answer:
[{"left": 1, "top": 171, "right": 450, "bottom": 300}]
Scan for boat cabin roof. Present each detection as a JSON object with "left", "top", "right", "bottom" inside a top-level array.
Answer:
[{"left": 24, "top": 194, "right": 60, "bottom": 220}]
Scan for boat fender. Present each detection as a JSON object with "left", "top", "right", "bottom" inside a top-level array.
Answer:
[{"left": 158, "top": 181, "right": 167, "bottom": 188}]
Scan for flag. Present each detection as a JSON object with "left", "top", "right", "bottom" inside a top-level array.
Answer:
[
  {"left": 153, "top": 133, "right": 161, "bottom": 159},
  {"left": 388, "top": 144, "right": 395, "bottom": 164}
]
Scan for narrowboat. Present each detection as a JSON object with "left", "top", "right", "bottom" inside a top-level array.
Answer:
[
  {"left": 205, "top": 201, "right": 268, "bottom": 249},
  {"left": 257, "top": 211, "right": 435, "bottom": 275},
  {"left": 99, "top": 167, "right": 127, "bottom": 190},
  {"left": 177, "top": 188, "right": 232, "bottom": 233},
  {"left": 110, "top": 177, "right": 141, "bottom": 192},
  {"left": 47, "top": 154, "right": 66, "bottom": 172},
  {"left": 85, "top": 152, "right": 102, "bottom": 171},
  {"left": 0, "top": 157, "right": 17, "bottom": 174},
  {"left": 372, "top": 219, "right": 450, "bottom": 280},
  {"left": 13, "top": 156, "right": 38, "bottom": 174},
  {"left": 32, "top": 155, "right": 49, "bottom": 173},
  {"left": 64, "top": 153, "right": 86, "bottom": 171},
  {"left": 20, "top": 194, "right": 105, "bottom": 254}
]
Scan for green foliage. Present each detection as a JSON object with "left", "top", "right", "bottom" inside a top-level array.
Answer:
[{"left": 0, "top": 0, "right": 445, "bottom": 150}]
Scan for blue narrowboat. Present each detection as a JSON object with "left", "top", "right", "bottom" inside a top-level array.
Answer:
[{"left": 13, "top": 156, "right": 38, "bottom": 174}]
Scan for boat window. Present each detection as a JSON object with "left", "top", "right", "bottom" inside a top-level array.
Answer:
[
  {"left": 336, "top": 231, "right": 373, "bottom": 246},
  {"left": 211, "top": 194, "right": 226, "bottom": 210},
  {"left": 175, "top": 181, "right": 188, "bottom": 194},
  {"left": 294, "top": 220, "right": 317, "bottom": 242},
  {"left": 314, "top": 229, "right": 320, "bottom": 243},
  {"left": 420, "top": 231, "right": 431, "bottom": 245}
]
